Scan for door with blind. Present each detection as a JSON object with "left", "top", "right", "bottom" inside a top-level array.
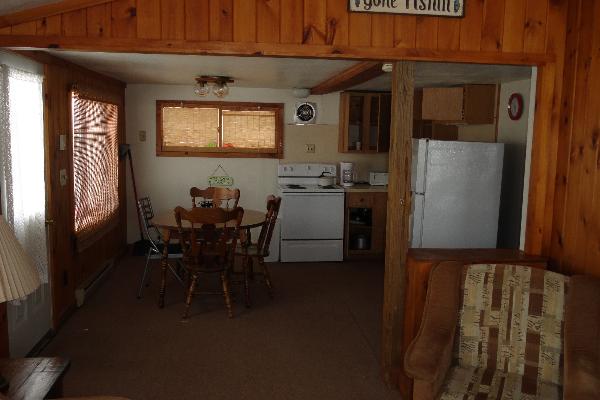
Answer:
[{"left": 0, "top": 61, "right": 52, "bottom": 357}]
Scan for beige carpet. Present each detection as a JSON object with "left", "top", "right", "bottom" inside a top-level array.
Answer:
[{"left": 41, "top": 255, "right": 401, "bottom": 400}]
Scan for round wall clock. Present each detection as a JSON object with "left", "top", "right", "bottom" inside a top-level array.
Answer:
[{"left": 508, "top": 93, "right": 524, "bottom": 120}]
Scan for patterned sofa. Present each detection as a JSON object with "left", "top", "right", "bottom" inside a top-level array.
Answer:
[{"left": 404, "top": 262, "right": 600, "bottom": 400}]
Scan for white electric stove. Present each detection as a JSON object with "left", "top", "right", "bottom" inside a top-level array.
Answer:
[{"left": 277, "top": 164, "right": 345, "bottom": 262}]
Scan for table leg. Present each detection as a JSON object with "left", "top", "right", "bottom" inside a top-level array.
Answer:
[
  {"left": 159, "top": 229, "right": 171, "bottom": 308},
  {"left": 245, "top": 228, "right": 255, "bottom": 280}
]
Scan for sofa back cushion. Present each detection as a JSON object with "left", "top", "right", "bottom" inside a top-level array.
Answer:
[{"left": 456, "top": 264, "right": 568, "bottom": 386}]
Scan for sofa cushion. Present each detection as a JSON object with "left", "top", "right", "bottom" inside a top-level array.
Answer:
[
  {"left": 439, "top": 365, "right": 562, "bottom": 399},
  {"left": 455, "top": 264, "right": 568, "bottom": 388}
]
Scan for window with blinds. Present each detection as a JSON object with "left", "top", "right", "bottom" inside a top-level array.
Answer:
[
  {"left": 72, "top": 90, "right": 120, "bottom": 248},
  {"left": 157, "top": 101, "right": 283, "bottom": 158}
]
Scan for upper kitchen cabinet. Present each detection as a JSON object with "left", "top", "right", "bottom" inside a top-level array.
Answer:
[
  {"left": 417, "top": 84, "right": 497, "bottom": 124},
  {"left": 339, "top": 92, "right": 391, "bottom": 153}
]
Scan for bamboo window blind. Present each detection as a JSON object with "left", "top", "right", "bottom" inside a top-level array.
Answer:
[
  {"left": 72, "top": 90, "right": 119, "bottom": 248},
  {"left": 157, "top": 101, "right": 283, "bottom": 158}
]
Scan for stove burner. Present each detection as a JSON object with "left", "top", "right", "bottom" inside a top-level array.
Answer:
[
  {"left": 319, "top": 185, "right": 336, "bottom": 189},
  {"left": 287, "top": 184, "right": 306, "bottom": 189}
]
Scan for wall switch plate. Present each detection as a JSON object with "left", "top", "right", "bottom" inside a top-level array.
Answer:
[
  {"left": 59, "top": 134, "right": 66, "bottom": 151},
  {"left": 59, "top": 169, "right": 68, "bottom": 186},
  {"left": 138, "top": 130, "right": 147, "bottom": 142},
  {"left": 305, "top": 144, "right": 316, "bottom": 153}
]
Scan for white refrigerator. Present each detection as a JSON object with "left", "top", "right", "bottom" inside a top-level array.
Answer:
[{"left": 410, "top": 139, "right": 504, "bottom": 248}]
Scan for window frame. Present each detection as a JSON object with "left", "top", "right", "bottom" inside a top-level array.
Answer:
[{"left": 156, "top": 100, "right": 284, "bottom": 158}]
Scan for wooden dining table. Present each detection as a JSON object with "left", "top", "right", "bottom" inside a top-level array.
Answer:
[{"left": 152, "top": 208, "right": 266, "bottom": 308}]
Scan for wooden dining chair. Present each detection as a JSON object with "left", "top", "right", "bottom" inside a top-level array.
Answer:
[
  {"left": 190, "top": 187, "right": 241, "bottom": 209},
  {"left": 174, "top": 206, "right": 244, "bottom": 319},
  {"left": 235, "top": 195, "right": 281, "bottom": 307}
]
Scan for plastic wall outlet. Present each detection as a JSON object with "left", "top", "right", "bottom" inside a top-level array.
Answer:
[
  {"left": 138, "top": 130, "right": 147, "bottom": 142},
  {"left": 305, "top": 144, "right": 316, "bottom": 153}
]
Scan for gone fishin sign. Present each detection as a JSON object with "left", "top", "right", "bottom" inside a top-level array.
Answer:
[{"left": 349, "top": 0, "right": 465, "bottom": 17}]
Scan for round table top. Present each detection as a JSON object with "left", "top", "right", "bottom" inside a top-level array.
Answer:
[{"left": 152, "top": 208, "right": 266, "bottom": 230}]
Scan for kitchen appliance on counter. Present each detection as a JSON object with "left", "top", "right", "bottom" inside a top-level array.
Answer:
[
  {"left": 278, "top": 163, "right": 345, "bottom": 262},
  {"left": 340, "top": 162, "right": 355, "bottom": 187},
  {"left": 369, "top": 172, "right": 389, "bottom": 186},
  {"left": 410, "top": 139, "right": 504, "bottom": 248}
]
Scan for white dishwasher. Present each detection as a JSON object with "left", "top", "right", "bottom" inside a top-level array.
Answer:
[{"left": 278, "top": 164, "right": 345, "bottom": 262}]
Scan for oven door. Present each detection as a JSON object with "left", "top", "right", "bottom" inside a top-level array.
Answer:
[{"left": 280, "top": 193, "right": 344, "bottom": 240}]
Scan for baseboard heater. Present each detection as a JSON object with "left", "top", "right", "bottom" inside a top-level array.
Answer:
[{"left": 75, "top": 259, "right": 115, "bottom": 307}]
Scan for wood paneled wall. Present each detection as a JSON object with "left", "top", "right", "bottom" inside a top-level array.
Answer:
[
  {"left": 0, "top": 0, "right": 560, "bottom": 64},
  {"left": 32, "top": 52, "right": 127, "bottom": 327},
  {"left": 549, "top": 0, "right": 600, "bottom": 278}
]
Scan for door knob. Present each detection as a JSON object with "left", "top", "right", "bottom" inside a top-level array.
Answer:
[{"left": 45, "top": 219, "right": 55, "bottom": 225}]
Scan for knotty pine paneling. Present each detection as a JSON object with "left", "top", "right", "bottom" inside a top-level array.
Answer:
[
  {"left": 481, "top": 0, "right": 505, "bottom": 52},
  {"left": 303, "top": 0, "right": 326, "bottom": 45},
  {"left": 185, "top": 0, "right": 209, "bottom": 41},
  {"left": 523, "top": 0, "right": 548, "bottom": 54},
  {"left": 36, "top": 16, "right": 61, "bottom": 36},
  {"left": 394, "top": 15, "right": 416, "bottom": 49},
  {"left": 502, "top": 0, "right": 527, "bottom": 53},
  {"left": 137, "top": 0, "right": 161, "bottom": 40},
  {"left": 371, "top": 14, "right": 394, "bottom": 48},
  {"left": 61, "top": 9, "right": 86, "bottom": 37},
  {"left": 161, "top": 0, "right": 185, "bottom": 40},
  {"left": 436, "top": 17, "right": 460, "bottom": 51},
  {"left": 233, "top": 0, "right": 256, "bottom": 42},
  {"left": 257, "top": 0, "right": 281, "bottom": 44},
  {"left": 40, "top": 54, "right": 126, "bottom": 328},
  {"left": 209, "top": 0, "right": 233, "bottom": 42},
  {"left": 280, "top": 0, "right": 303, "bottom": 44},
  {"left": 0, "top": 0, "right": 558, "bottom": 64},
  {"left": 86, "top": 3, "right": 111, "bottom": 38},
  {"left": 325, "top": 0, "right": 347, "bottom": 46},
  {"left": 550, "top": 0, "right": 600, "bottom": 278},
  {"left": 110, "top": 0, "right": 136, "bottom": 38}
]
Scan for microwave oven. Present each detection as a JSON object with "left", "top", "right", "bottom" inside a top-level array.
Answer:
[{"left": 369, "top": 172, "right": 389, "bottom": 186}]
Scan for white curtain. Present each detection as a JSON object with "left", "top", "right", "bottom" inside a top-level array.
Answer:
[{"left": 0, "top": 64, "right": 48, "bottom": 283}]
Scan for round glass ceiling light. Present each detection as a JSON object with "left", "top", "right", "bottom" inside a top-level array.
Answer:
[
  {"left": 213, "top": 82, "right": 229, "bottom": 98},
  {"left": 194, "top": 81, "right": 210, "bottom": 96}
]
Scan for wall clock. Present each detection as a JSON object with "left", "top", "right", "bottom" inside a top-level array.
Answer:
[{"left": 508, "top": 93, "right": 524, "bottom": 120}]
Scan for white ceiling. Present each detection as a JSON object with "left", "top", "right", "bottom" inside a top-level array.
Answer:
[
  {"left": 44, "top": 50, "right": 360, "bottom": 89},
  {"left": 41, "top": 50, "right": 532, "bottom": 90},
  {"left": 0, "top": 0, "right": 58, "bottom": 15},
  {"left": 352, "top": 62, "right": 532, "bottom": 90}
]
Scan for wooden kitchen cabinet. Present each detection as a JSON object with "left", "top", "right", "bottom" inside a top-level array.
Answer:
[
  {"left": 344, "top": 191, "right": 387, "bottom": 259},
  {"left": 413, "top": 121, "right": 458, "bottom": 140},
  {"left": 417, "top": 84, "right": 497, "bottom": 124},
  {"left": 339, "top": 92, "right": 391, "bottom": 153}
]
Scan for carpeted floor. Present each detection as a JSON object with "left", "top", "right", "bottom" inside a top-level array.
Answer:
[{"left": 41, "top": 255, "right": 401, "bottom": 400}]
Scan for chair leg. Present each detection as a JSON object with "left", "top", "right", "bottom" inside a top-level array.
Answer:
[
  {"left": 243, "top": 255, "right": 251, "bottom": 308},
  {"left": 221, "top": 272, "right": 234, "bottom": 318},
  {"left": 259, "top": 257, "right": 274, "bottom": 298},
  {"left": 182, "top": 273, "right": 198, "bottom": 321},
  {"left": 137, "top": 248, "right": 153, "bottom": 299},
  {"left": 168, "top": 262, "right": 184, "bottom": 286}
]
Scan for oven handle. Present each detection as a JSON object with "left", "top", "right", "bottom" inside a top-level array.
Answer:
[{"left": 280, "top": 192, "right": 345, "bottom": 196}]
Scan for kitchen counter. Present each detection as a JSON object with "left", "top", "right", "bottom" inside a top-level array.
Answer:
[{"left": 344, "top": 184, "right": 388, "bottom": 193}]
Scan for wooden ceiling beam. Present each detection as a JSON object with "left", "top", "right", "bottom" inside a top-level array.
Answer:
[
  {"left": 310, "top": 61, "right": 385, "bottom": 95},
  {"left": 0, "top": 0, "right": 114, "bottom": 29}
]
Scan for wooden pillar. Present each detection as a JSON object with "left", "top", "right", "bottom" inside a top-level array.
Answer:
[{"left": 381, "top": 61, "right": 414, "bottom": 388}]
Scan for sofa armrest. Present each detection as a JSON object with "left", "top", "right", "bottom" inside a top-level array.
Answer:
[
  {"left": 564, "top": 275, "right": 600, "bottom": 400},
  {"left": 404, "top": 261, "right": 462, "bottom": 389}
]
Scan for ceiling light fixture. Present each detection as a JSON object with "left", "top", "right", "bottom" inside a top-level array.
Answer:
[
  {"left": 194, "top": 76, "right": 234, "bottom": 98},
  {"left": 194, "top": 80, "right": 210, "bottom": 96}
]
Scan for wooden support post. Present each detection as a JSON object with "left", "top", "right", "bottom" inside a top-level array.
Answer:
[{"left": 381, "top": 61, "right": 414, "bottom": 389}]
